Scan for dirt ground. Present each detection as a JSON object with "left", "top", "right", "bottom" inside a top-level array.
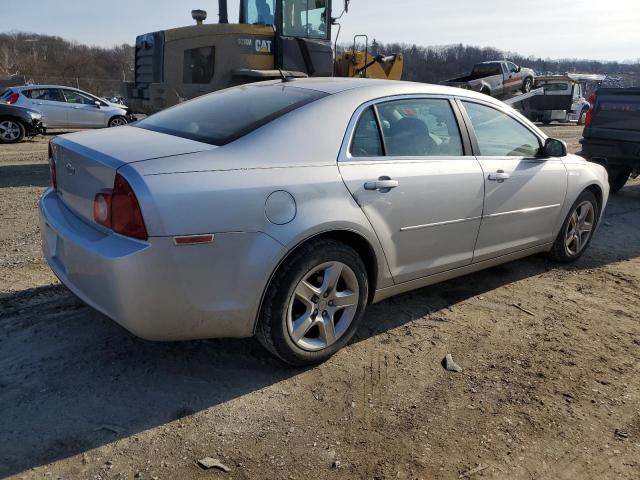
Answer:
[{"left": 1, "top": 125, "right": 639, "bottom": 480}]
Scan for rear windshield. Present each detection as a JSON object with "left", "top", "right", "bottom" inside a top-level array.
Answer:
[
  {"left": 0, "top": 88, "right": 13, "bottom": 99},
  {"left": 471, "top": 64, "right": 501, "bottom": 76},
  {"left": 593, "top": 98, "right": 640, "bottom": 130},
  {"left": 135, "top": 85, "right": 328, "bottom": 146}
]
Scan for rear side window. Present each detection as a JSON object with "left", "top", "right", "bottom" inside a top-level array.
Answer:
[
  {"left": 24, "top": 88, "right": 65, "bottom": 102},
  {"left": 136, "top": 85, "right": 328, "bottom": 146},
  {"left": 350, "top": 107, "right": 383, "bottom": 157},
  {"left": 376, "top": 98, "right": 464, "bottom": 157},
  {"left": 462, "top": 101, "right": 540, "bottom": 157}
]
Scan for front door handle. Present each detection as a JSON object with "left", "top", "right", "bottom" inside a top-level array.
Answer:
[
  {"left": 488, "top": 170, "right": 510, "bottom": 182},
  {"left": 364, "top": 178, "right": 399, "bottom": 192}
]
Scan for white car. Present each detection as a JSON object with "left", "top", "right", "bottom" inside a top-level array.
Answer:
[{"left": 1, "top": 85, "right": 131, "bottom": 129}]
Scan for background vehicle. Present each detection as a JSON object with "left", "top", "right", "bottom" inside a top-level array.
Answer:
[
  {"left": 442, "top": 60, "right": 535, "bottom": 98},
  {"left": 124, "top": 0, "right": 403, "bottom": 113},
  {"left": 580, "top": 87, "right": 640, "bottom": 193},
  {"left": 1, "top": 85, "right": 132, "bottom": 129},
  {"left": 525, "top": 74, "right": 604, "bottom": 125},
  {"left": 0, "top": 102, "right": 45, "bottom": 143},
  {"left": 40, "top": 79, "right": 608, "bottom": 365}
]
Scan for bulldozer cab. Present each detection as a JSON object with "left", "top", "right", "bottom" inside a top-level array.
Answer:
[{"left": 126, "top": 0, "right": 336, "bottom": 113}]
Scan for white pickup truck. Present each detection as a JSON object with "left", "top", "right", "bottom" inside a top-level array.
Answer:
[
  {"left": 442, "top": 60, "right": 535, "bottom": 98},
  {"left": 526, "top": 74, "right": 605, "bottom": 125}
]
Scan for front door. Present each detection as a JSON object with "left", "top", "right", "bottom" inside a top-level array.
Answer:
[
  {"left": 460, "top": 100, "right": 568, "bottom": 262},
  {"left": 24, "top": 88, "right": 68, "bottom": 128},
  {"left": 61, "top": 89, "right": 106, "bottom": 128},
  {"left": 339, "top": 97, "right": 485, "bottom": 284}
]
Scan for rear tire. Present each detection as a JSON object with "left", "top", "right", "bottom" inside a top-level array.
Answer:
[
  {"left": 108, "top": 116, "right": 128, "bottom": 128},
  {"left": 522, "top": 77, "right": 533, "bottom": 94},
  {"left": 256, "top": 239, "right": 369, "bottom": 366},
  {"left": 0, "top": 118, "right": 25, "bottom": 144},
  {"left": 549, "top": 190, "right": 599, "bottom": 263},
  {"left": 607, "top": 166, "right": 632, "bottom": 194}
]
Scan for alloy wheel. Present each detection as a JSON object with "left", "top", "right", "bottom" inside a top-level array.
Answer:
[
  {"left": 565, "top": 201, "right": 595, "bottom": 256},
  {"left": 287, "top": 261, "right": 360, "bottom": 352},
  {"left": 0, "top": 120, "right": 21, "bottom": 141},
  {"left": 109, "top": 117, "right": 128, "bottom": 127}
]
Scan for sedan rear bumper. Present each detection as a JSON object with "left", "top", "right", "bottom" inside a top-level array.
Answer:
[{"left": 39, "top": 188, "right": 284, "bottom": 341}]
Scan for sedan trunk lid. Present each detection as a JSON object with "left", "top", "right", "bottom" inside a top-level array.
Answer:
[{"left": 52, "top": 126, "right": 215, "bottom": 225}]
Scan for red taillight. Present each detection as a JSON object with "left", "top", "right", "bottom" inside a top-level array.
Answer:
[
  {"left": 6, "top": 92, "right": 19, "bottom": 105},
  {"left": 48, "top": 142, "right": 57, "bottom": 191},
  {"left": 112, "top": 174, "right": 148, "bottom": 240},
  {"left": 92, "top": 173, "right": 147, "bottom": 240},
  {"left": 585, "top": 94, "right": 597, "bottom": 128}
]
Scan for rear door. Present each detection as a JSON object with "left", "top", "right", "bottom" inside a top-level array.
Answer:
[
  {"left": 23, "top": 88, "right": 69, "bottom": 127},
  {"left": 459, "top": 99, "right": 567, "bottom": 262},
  {"left": 339, "top": 96, "right": 485, "bottom": 284},
  {"left": 61, "top": 89, "right": 106, "bottom": 128}
]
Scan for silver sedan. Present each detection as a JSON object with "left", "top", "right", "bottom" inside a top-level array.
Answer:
[{"left": 39, "top": 79, "right": 609, "bottom": 365}]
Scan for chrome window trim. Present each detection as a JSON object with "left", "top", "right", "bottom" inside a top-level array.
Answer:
[{"left": 338, "top": 93, "right": 470, "bottom": 163}]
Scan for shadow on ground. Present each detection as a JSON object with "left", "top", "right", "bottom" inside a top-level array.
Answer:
[
  {"left": 0, "top": 184, "right": 638, "bottom": 477},
  {"left": 0, "top": 163, "right": 50, "bottom": 188}
]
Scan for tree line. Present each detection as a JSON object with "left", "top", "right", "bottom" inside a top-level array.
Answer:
[
  {"left": 2, "top": 31, "right": 639, "bottom": 96},
  {"left": 364, "top": 40, "right": 640, "bottom": 84},
  {"left": 0, "top": 32, "right": 133, "bottom": 95}
]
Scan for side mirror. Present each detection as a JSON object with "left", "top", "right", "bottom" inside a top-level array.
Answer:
[
  {"left": 543, "top": 138, "right": 567, "bottom": 158},
  {"left": 94, "top": 101, "right": 101, "bottom": 109},
  {"left": 344, "top": 0, "right": 350, "bottom": 12},
  {"left": 516, "top": 66, "right": 521, "bottom": 73}
]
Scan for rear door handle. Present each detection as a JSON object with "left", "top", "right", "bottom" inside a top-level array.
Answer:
[
  {"left": 364, "top": 178, "right": 399, "bottom": 192},
  {"left": 488, "top": 171, "right": 510, "bottom": 182}
]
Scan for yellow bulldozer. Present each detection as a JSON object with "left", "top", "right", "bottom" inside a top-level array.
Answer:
[{"left": 124, "top": 0, "right": 403, "bottom": 113}]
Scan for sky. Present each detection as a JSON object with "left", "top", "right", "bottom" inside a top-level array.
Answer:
[{"left": 1, "top": 0, "right": 639, "bottom": 62}]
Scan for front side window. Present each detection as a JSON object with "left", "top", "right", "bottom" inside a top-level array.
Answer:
[
  {"left": 245, "top": 0, "right": 275, "bottom": 24},
  {"left": 136, "top": 85, "right": 327, "bottom": 146},
  {"left": 183, "top": 46, "right": 215, "bottom": 84},
  {"left": 282, "top": 0, "right": 328, "bottom": 39},
  {"left": 25, "top": 88, "right": 65, "bottom": 102},
  {"left": 507, "top": 62, "right": 518, "bottom": 73},
  {"left": 376, "top": 98, "right": 464, "bottom": 157},
  {"left": 462, "top": 101, "right": 541, "bottom": 157},
  {"left": 63, "top": 90, "right": 96, "bottom": 105}
]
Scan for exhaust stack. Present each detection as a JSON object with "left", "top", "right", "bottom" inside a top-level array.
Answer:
[
  {"left": 218, "top": 0, "right": 229, "bottom": 23},
  {"left": 191, "top": 9, "right": 207, "bottom": 25}
]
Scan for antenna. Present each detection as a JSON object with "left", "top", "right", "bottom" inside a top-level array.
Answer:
[{"left": 278, "top": 69, "right": 295, "bottom": 83}]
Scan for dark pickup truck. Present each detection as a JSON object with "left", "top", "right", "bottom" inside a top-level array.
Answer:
[{"left": 580, "top": 88, "right": 640, "bottom": 193}]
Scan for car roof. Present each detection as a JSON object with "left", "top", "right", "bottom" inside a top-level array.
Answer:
[
  {"left": 13, "top": 85, "right": 84, "bottom": 91},
  {"left": 260, "top": 77, "right": 501, "bottom": 104}
]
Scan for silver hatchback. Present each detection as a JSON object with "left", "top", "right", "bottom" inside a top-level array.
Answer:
[
  {"left": 2, "top": 85, "right": 131, "bottom": 129},
  {"left": 39, "top": 79, "right": 609, "bottom": 365}
]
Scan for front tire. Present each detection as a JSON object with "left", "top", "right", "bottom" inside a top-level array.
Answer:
[
  {"left": 522, "top": 77, "right": 533, "bottom": 94},
  {"left": 108, "top": 116, "right": 128, "bottom": 128},
  {"left": 606, "top": 166, "right": 631, "bottom": 194},
  {"left": 549, "top": 190, "right": 599, "bottom": 263},
  {"left": 0, "top": 118, "right": 25, "bottom": 144},
  {"left": 256, "top": 239, "right": 369, "bottom": 366}
]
